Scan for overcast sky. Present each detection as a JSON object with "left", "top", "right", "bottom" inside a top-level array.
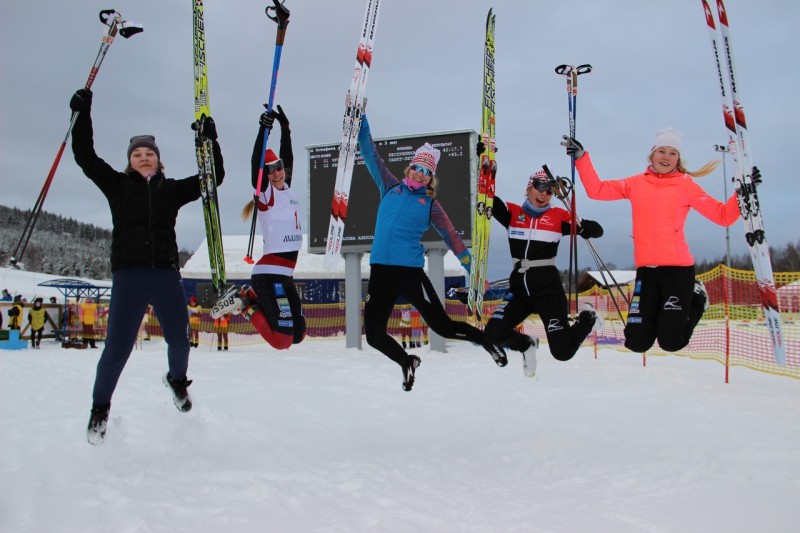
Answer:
[{"left": 2, "top": 1, "right": 797, "bottom": 281}]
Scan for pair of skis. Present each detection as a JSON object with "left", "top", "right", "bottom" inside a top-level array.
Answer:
[
  {"left": 467, "top": 8, "right": 497, "bottom": 320},
  {"left": 323, "top": 0, "right": 382, "bottom": 269},
  {"left": 9, "top": 10, "right": 142, "bottom": 269},
  {"left": 701, "top": 0, "right": 786, "bottom": 365}
]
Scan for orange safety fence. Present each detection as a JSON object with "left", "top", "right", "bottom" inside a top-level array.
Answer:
[{"left": 76, "top": 265, "right": 800, "bottom": 379}]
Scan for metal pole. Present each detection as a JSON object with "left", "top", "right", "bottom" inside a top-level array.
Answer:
[{"left": 713, "top": 143, "right": 732, "bottom": 269}]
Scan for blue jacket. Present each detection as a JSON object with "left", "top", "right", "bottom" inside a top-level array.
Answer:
[{"left": 358, "top": 116, "right": 470, "bottom": 271}]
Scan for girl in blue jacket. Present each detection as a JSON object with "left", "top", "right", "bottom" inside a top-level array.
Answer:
[{"left": 358, "top": 115, "right": 506, "bottom": 392}]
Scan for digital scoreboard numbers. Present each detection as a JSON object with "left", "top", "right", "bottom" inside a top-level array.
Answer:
[{"left": 307, "top": 130, "right": 476, "bottom": 254}]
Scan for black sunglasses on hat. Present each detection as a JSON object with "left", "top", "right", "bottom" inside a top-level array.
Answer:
[{"left": 266, "top": 159, "right": 285, "bottom": 174}]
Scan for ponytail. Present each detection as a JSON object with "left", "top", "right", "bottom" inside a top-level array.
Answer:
[
  {"left": 680, "top": 159, "right": 720, "bottom": 178},
  {"left": 241, "top": 200, "right": 255, "bottom": 222}
]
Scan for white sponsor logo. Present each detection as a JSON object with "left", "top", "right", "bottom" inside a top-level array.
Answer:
[{"left": 547, "top": 318, "right": 563, "bottom": 332}]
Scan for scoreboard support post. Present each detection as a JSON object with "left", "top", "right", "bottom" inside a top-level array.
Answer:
[{"left": 345, "top": 251, "right": 363, "bottom": 349}]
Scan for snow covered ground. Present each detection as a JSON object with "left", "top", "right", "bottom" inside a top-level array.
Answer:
[{"left": 1, "top": 336, "right": 798, "bottom": 533}]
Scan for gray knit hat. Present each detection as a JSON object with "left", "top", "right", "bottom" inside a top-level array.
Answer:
[{"left": 127, "top": 135, "right": 160, "bottom": 160}]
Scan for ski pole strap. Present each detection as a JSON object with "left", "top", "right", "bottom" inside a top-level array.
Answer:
[
  {"left": 266, "top": 0, "right": 290, "bottom": 28},
  {"left": 514, "top": 258, "right": 556, "bottom": 273},
  {"left": 99, "top": 9, "right": 117, "bottom": 24}
]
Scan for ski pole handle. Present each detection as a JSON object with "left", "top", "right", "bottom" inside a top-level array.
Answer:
[
  {"left": 554, "top": 64, "right": 572, "bottom": 76},
  {"left": 99, "top": 9, "right": 117, "bottom": 24},
  {"left": 575, "top": 64, "right": 592, "bottom": 75},
  {"left": 266, "top": 0, "right": 291, "bottom": 28}
]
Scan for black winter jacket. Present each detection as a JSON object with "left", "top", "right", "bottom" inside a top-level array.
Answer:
[{"left": 72, "top": 111, "right": 224, "bottom": 272}]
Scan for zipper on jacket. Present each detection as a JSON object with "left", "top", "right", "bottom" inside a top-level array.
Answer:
[
  {"left": 522, "top": 217, "right": 536, "bottom": 296},
  {"left": 147, "top": 179, "right": 155, "bottom": 268}
]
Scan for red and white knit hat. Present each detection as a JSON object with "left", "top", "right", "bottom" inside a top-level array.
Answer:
[
  {"left": 411, "top": 143, "right": 441, "bottom": 174},
  {"left": 526, "top": 169, "right": 549, "bottom": 190}
]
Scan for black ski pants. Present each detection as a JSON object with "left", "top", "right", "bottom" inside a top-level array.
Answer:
[
  {"left": 251, "top": 273, "right": 306, "bottom": 345},
  {"left": 365, "top": 264, "right": 487, "bottom": 366},
  {"left": 484, "top": 289, "right": 592, "bottom": 361},
  {"left": 624, "top": 265, "right": 704, "bottom": 353}
]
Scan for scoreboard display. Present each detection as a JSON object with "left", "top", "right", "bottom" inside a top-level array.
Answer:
[{"left": 306, "top": 129, "right": 477, "bottom": 254}]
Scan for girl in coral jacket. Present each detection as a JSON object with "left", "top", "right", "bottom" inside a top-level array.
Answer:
[
  {"left": 562, "top": 128, "right": 741, "bottom": 353},
  {"left": 357, "top": 114, "right": 507, "bottom": 392},
  {"left": 211, "top": 105, "right": 305, "bottom": 351}
]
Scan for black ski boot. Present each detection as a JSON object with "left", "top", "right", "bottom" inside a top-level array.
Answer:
[
  {"left": 87, "top": 405, "right": 110, "bottom": 445},
  {"left": 401, "top": 355, "right": 421, "bottom": 391},
  {"left": 163, "top": 373, "right": 193, "bottom": 412},
  {"left": 482, "top": 342, "right": 508, "bottom": 367}
]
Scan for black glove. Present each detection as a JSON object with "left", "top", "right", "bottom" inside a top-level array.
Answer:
[
  {"left": 69, "top": 88, "right": 93, "bottom": 113},
  {"left": 751, "top": 166, "right": 762, "bottom": 185},
  {"left": 273, "top": 104, "right": 289, "bottom": 129},
  {"left": 194, "top": 116, "right": 218, "bottom": 141},
  {"left": 578, "top": 219, "right": 603, "bottom": 239},
  {"left": 259, "top": 110, "right": 275, "bottom": 130},
  {"left": 561, "top": 136, "right": 585, "bottom": 160},
  {"left": 476, "top": 141, "right": 498, "bottom": 158},
  {"left": 260, "top": 104, "right": 290, "bottom": 131}
]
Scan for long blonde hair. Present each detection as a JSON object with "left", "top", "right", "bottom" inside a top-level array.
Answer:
[{"left": 241, "top": 199, "right": 255, "bottom": 222}]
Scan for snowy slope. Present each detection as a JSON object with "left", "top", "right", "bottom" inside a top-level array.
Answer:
[{"left": 1, "top": 337, "right": 798, "bottom": 532}]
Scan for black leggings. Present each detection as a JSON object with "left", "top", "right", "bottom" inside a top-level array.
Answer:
[
  {"left": 31, "top": 327, "right": 44, "bottom": 346},
  {"left": 624, "top": 265, "right": 704, "bottom": 353},
  {"left": 364, "top": 264, "right": 486, "bottom": 366},
  {"left": 251, "top": 273, "right": 306, "bottom": 344},
  {"left": 484, "top": 289, "right": 592, "bottom": 361}
]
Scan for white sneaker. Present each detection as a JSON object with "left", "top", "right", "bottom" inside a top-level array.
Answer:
[
  {"left": 211, "top": 285, "right": 243, "bottom": 319},
  {"left": 580, "top": 302, "right": 604, "bottom": 333},
  {"left": 522, "top": 335, "right": 538, "bottom": 378},
  {"left": 694, "top": 279, "right": 710, "bottom": 311}
]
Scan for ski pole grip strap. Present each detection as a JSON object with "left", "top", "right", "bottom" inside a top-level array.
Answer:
[
  {"left": 266, "top": 0, "right": 290, "bottom": 27},
  {"left": 554, "top": 64, "right": 572, "bottom": 75},
  {"left": 99, "top": 9, "right": 117, "bottom": 25},
  {"left": 576, "top": 64, "right": 593, "bottom": 75},
  {"left": 119, "top": 22, "right": 144, "bottom": 39}
]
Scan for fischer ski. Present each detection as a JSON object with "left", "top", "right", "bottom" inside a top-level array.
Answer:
[
  {"left": 9, "top": 10, "right": 142, "bottom": 269},
  {"left": 701, "top": 0, "right": 785, "bottom": 364},
  {"left": 467, "top": 8, "right": 497, "bottom": 320},
  {"left": 192, "top": 0, "right": 226, "bottom": 295},
  {"left": 245, "top": 0, "right": 291, "bottom": 264},
  {"left": 324, "top": 0, "right": 381, "bottom": 269}
]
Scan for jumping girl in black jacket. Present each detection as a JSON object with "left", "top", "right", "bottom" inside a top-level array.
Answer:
[{"left": 69, "top": 88, "right": 224, "bottom": 444}]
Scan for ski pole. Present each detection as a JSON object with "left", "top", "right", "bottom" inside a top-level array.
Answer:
[
  {"left": 245, "top": 0, "right": 291, "bottom": 264},
  {"left": 555, "top": 63, "right": 591, "bottom": 315},
  {"left": 9, "top": 10, "right": 142, "bottom": 269},
  {"left": 544, "top": 166, "right": 629, "bottom": 323}
]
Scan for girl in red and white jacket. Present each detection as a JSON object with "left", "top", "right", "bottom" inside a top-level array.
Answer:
[
  {"left": 562, "top": 128, "right": 740, "bottom": 353},
  {"left": 484, "top": 168, "right": 603, "bottom": 378}
]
